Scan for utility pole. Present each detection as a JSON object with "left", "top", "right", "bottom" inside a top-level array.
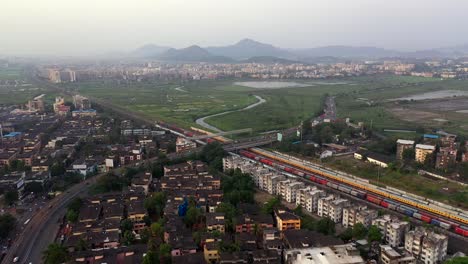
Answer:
[
  {"left": 300, "top": 121, "right": 303, "bottom": 142},
  {"left": 0, "top": 124, "right": 2, "bottom": 142}
]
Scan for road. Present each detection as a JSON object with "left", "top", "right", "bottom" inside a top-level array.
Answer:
[
  {"left": 2, "top": 152, "right": 168, "bottom": 264},
  {"left": 195, "top": 95, "right": 266, "bottom": 132},
  {"left": 3, "top": 175, "right": 95, "bottom": 263}
]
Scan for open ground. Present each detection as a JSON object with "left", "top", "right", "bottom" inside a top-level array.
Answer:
[{"left": 61, "top": 76, "right": 468, "bottom": 136}]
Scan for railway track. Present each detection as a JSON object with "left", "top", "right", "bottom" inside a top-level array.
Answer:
[{"left": 238, "top": 148, "right": 468, "bottom": 238}]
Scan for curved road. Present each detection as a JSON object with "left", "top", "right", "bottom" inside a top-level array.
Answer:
[{"left": 195, "top": 95, "right": 266, "bottom": 132}]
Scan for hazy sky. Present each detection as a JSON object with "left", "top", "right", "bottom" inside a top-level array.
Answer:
[{"left": 1, "top": 0, "right": 468, "bottom": 56}]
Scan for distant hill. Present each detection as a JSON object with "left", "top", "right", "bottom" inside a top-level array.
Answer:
[
  {"left": 132, "top": 44, "right": 170, "bottom": 57},
  {"left": 206, "top": 39, "right": 294, "bottom": 60},
  {"left": 132, "top": 40, "right": 468, "bottom": 61},
  {"left": 291, "top": 46, "right": 400, "bottom": 58},
  {"left": 158, "top": 45, "right": 233, "bottom": 62},
  {"left": 242, "top": 56, "right": 300, "bottom": 64}
]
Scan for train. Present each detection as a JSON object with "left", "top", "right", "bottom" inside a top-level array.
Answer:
[{"left": 239, "top": 149, "right": 468, "bottom": 237}]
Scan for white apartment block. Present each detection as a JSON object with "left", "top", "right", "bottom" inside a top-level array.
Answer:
[
  {"left": 343, "top": 206, "right": 378, "bottom": 228},
  {"left": 373, "top": 215, "right": 409, "bottom": 247},
  {"left": 318, "top": 195, "right": 349, "bottom": 223},
  {"left": 284, "top": 181, "right": 304, "bottom": 203},
  {"left": 296, "top": 186, "right": 325, "bottom": 213},
  {"left": 405, "top": 227, "right": 448, "bottom": 264},
  {"left": 267, "top": 175, "right": 286, "bottom": 195}
]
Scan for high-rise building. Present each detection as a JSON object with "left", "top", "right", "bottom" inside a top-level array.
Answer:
[{"left": 396, "top": 139, "right": 415, "bottom": 160}]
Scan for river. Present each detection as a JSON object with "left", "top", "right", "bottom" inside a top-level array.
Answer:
[{"left": 195, "top": 95, "right": 266, "bottom": 132}]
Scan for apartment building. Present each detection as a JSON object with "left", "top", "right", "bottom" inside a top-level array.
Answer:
[
  {"left": 283, "top": 181, "right": 304, "bottom": 203},
  {"left": 435, "top": 147, "right": 457, "bottom": 170},
  {"left": 405, "top": 227, "right": 448, "bottom": 264},
  {"left": 373, "top": 215, "right": 410, "bottom": 247},
  {"left": 343, "top": 206, "right": 378, "bottom": 228},
  {"left": 274, "top": 209, "right": 301, "bottom": 231},
  {"left": 318, "top": 195, "right": 350, "bottom": 223},
  {"left": 415, "top": 144, "right": 436, "bottom": 163},
  {"left": 267, "top": 175, "right": 286, "bottom": 195},
  {"left": 175, "top": 137, "right": 197, "bottom": 153},
  {"left": 296, "top": 186, "right": 326, "bottom": 213},
  {"left": 396, "top": 139, "right": 415, "bottom": 160}
]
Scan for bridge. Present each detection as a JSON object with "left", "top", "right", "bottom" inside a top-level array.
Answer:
[{"left": 187, "top": 128, "right": 252, "bottom": 140}]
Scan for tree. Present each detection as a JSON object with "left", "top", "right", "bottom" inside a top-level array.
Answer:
[
  {"left": 301, "top": 215, "right": 316, "bottom": 231},
  {"left": 316, "top": 217, "right": 335, "bottom": 235},
  {"left": 121, "top": 219, "right": 134, "bottom": 233},
  {"left": 43, "top": 243, "right": 69, "bottom": 264},
  {"left": 50, "top": 162, "right": 66, "bottom": 177},
  {"left": 262, "top": 196, "right": 281, "bottom": 214},
  {"left": 0, "top": 214, "right": 16, "bottom": 239},
  {"left": 340, "top": 227, "right": 353, "bottom": 241},
  {"left": 352, "top": 223, "right": 368, "bottom": 240},
  {"left": 4, "top": 190, "right": 18, "bottom": 205},
  {"left": 144, "top": 192, "right": 166, "bottom": 218},
  {"left": 67, "top": 198, "right": 83, "bottom": 212},
  {"left": 66, "top": 209, "right": 78, "bottom": 223},
  {"left": 444, "top": 257, "right": 468, "bottom": 264},
  {"left": 293, "top": 205, "right": 304, "bottom": 217},
  {"left": 201, "top": 142, "right": 226, "bottom": 170},
  {"left": 367, "top": 225, "right": 382, "bottom": 242},
  {"left": 184, "top": 206, "right": 202, "bottom": 229},
  {"left": 159, "top": 243, "right": 172, "bottom": 263},
  {"left": 75, "top": 237, "right": 87, "bottom": 251},
  {"left": 122, "top": 230, "right": 135, "bottom": 246},
  {"left": 142, "top": 250, "right": 159, "bottom": 264},
  {"left": 150, "top": 222, "right": 164, "bottom": 238}
]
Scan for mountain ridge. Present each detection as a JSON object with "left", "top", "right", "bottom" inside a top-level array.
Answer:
[{"left": 134, "top": 39, "right": 468, "bottom": 62}]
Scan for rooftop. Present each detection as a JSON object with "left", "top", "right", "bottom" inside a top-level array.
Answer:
[
  {"left": 396, "top": 139, "right": 415, "bottom": 145},
  {"left": 416, "top": 144, "right": 436, "bottom": 150}
]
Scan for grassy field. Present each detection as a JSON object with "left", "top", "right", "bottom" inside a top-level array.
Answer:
[
  {"left": 207, "top": 75, "right": 453, "bottom": 133},
  {"left": 61, "top": 75, "right": 468, "bottom": 135},
  {"left": 0, "top": 66, "right": 52, "bottom": 105},
  {"left": 324, "top": 156, "right": 468, "bottom": 209},
  {"left": 0, "top": 67, "right": 23, "bottom": 80},
  {"left": 62, "top": 80, "right": 257, "bottom": 128}
]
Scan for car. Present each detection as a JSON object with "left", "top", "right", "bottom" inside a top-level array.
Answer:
[{"left": 13, "top": 256, "right": 19, "bottom": 262}]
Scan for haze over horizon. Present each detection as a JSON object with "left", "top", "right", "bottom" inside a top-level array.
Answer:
[{"left": 2, "top": 0, "right": 468, "bottom": 56}]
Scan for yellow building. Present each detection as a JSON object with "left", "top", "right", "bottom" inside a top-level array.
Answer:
[
  {"left": 274, "top": 209, "right": 301, "bottom": 231},
  {"left": 204, "top": 239, "right": 219, "bottom": 263},
  {"left": 415, "top": 144, "right": 435, "bottom": 163}
]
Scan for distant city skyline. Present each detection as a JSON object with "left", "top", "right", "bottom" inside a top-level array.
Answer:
[{"left": 1, "top": 0, "right": 468, "bottom": 56}]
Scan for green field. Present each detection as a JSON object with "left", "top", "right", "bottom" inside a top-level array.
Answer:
[
  {"left": 0, "top": 67, "right": 23, "bottom": 80},
  {"left": 62, "top": 80, "right": 257, "bottom": 128},
  {"left": 61, "top": 75, "right": 468, "bottom": 135},
  {"left": 0, "top": 66, "right": 53, "bottom": 105}
]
